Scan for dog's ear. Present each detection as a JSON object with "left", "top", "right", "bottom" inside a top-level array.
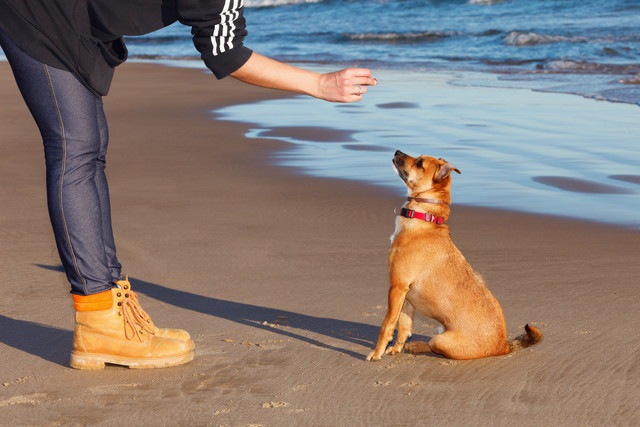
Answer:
[{"left": 434, "top": 162, "right": 461, "bottom": 183}]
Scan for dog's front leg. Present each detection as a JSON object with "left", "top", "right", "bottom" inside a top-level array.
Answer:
[
  {"left": 386, "top": 300, "right": 414, "bottom": 355},
  {"left": 366, "top": 285, "right": 409, "bottom": 361}
]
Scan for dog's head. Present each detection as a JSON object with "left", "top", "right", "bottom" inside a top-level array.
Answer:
[{"left": 392, "top": 150, "right": 461, "bottom": 196}]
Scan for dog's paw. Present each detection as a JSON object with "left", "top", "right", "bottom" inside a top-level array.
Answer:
[
  {"left": 366, "top": 351, "right": 382, "bottom": 362},
  {"left": 403, "top": 342, "right": 416, "bottom": 354},
  {"left": 385, "top": 344, "right": 404, "bottom": 356}
]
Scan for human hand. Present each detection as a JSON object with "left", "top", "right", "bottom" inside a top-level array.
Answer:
[{"left": 317, "top": 68, "right": 378, "bottom": 103}]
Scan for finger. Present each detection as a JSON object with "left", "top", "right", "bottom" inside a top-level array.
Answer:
[
  {"left": 340, "top": 68, "right": 376, "bottom": 85},
  {"left": 344, "top": 67, "right": 373, "bottom": 78},
  {"left": 350, "top": 84, "right": 366, "bottom": 97},
  {"left": 351, "top": 78, "right": 377, "bottom": 94},
  {"left": 354, "top": 76, "right": 378, "bottom": 87},
  {"left": 340, "top": 68, "right": 377, "bottom": 85}
]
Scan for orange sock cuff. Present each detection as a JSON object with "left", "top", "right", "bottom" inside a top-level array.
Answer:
[{"left": 73, "top": 289, "right": 113, "bottom": 312}]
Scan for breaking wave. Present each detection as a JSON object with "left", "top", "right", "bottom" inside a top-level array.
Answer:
[
  {"left": 505, "top": 31, "right": 640, "bottom": 47},
  {"left": 538, "top": 60, "right": 640, "bottom": 75},
  {"left": 343, "top": 31, "right": 457, "bottom": 43},
  {"left": 504, "top": 31, "right": 587, "bottom": 46}
]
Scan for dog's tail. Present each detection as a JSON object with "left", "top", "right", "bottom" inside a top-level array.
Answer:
[{"left": 508, "top": 324, "right": 544, "bottom": 353}]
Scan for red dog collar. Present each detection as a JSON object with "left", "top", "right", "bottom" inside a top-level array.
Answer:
[{"left": 399, "top": 207, "right": 446, "bottom": 225}]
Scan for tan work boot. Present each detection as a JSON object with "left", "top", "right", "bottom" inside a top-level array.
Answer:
[
  {"left": 70, "top": 289, "right": 194, "bottom": 370},
  {"left": 114, "top": 277, "right": 193, "bottom": 347}
]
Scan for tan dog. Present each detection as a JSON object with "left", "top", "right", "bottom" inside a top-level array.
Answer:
[{"left": 366, "top": 151, "right": 542, "bottom": 361}]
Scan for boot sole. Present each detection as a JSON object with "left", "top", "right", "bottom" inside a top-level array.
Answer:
[{"left": 69, "top": 349, "right": 194, "bottom": 370}]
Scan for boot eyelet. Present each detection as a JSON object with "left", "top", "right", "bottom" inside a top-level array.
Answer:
[
  {"left": 117, "top": 302, "right": 122, "bottom": 306},
  {"left": 125, "top": 293, "right": 129, "bottom": 298},
  {"left": 123, "top": 285, "right": 129, "bottom": 290},
  {"left": 117, "top": 292, "right": 121, "bottom": 297}
]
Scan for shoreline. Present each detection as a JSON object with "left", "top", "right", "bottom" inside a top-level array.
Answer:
[{"left": 1, "top": 62, "right": 638, "bottom": 425}]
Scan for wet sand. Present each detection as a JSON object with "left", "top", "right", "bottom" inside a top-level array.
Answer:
[{"left": 0, "top": 62, "right": 638, "bottom": 426}]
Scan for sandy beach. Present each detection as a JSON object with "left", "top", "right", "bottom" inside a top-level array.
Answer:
[{"left": 1, "top": 62, "right": 638, "bottom": 426}]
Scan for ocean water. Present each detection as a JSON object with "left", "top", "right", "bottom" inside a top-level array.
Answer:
[
  {"left": 2, "top": 0, "right": 638, "bottom": 227},
  {"left": 121, "top": 0, "right": 640, "bottom": 105}
]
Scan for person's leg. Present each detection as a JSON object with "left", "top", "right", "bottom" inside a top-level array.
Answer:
[
  {"left": 94, "top": 97, "right": 123, "bottom": 282},
  {"left": 0, "top": 29, "right": 193, "bottom": 369},
  {"left": 0, "top": 28, "right": 120, "bottom": 295}
]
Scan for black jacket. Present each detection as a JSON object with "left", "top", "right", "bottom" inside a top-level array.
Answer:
[{"left": 0, "top": 0, "right": 253, "bottom": 96}]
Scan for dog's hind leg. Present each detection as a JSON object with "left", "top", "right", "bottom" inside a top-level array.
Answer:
[
  {"left": 405, "top": 331, "right": 477, "bottom": 360},
  {"left": 403, "top": 340, "right": 433, "bottom": 355},
  {"left": 386, "top": 300, "right": 414, "bottom": 355},
  {"left": 404, "top": 331, "right": 453, "bottom": 357},
  {"left": 366, "top": 285, "right": 409, "bottom": 361}
]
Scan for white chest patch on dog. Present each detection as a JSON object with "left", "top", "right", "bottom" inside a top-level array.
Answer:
[{"left": 390, "top": 216, "right": 403, "bottom": 243}]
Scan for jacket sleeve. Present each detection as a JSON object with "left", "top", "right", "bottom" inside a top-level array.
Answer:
[{"left": 177, "top": 0, "right": 253, "bottom": 79}]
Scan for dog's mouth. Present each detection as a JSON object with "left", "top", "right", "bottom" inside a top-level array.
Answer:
[
  {"left": 392, "top": 151, "right": 409, "bottom": 183},
  {"left": 392, "top": 161, "right": 409, "bottom": 183}
]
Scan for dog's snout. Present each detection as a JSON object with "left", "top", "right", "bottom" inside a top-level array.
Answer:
[{"left": 393, "top": 151, "right": 408, "bottom": 165}]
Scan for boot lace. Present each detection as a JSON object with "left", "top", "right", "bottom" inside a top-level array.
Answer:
[{"left": 118, "top": 290, "right": 156, "bottom": 342}]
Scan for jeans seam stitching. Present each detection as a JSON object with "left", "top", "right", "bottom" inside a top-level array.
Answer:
[{"left": 44, "top": 65, "right": 88, "bottom": 294}]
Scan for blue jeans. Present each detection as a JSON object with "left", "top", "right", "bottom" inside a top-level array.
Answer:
[{"left": 1, "top": 29, "right": 121, "bottom": 295}]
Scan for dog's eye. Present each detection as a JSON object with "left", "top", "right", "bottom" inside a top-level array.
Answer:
[{"left": 415, "top": 159, "right": 423, "bottom": 168}]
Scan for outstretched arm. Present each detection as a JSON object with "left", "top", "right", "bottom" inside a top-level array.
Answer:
[
  {"left": 231, "top": 52, "right": 377, "bottom": 103},
  {"left": 177, "top": 1, "right": 376, "bottom": 102}
]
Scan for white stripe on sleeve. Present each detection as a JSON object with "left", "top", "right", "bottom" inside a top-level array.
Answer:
[{"left": 210, "top": 0, "right": 241, "bottom": 56}]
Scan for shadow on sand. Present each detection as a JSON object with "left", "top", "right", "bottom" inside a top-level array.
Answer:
[
  {"left": 0, "top": 314, "right": 72, "bottom": 367},
  {"left": 131, "top": 277, "right": 380, "bottom": 360}
]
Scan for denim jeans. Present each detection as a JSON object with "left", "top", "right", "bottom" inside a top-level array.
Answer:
[{"left": 1, "top": 28, "right": 121, "bottom": 295}]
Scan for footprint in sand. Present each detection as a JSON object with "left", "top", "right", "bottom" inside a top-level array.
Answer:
[
  {"left": 87, "top": 383, "right": 143, "bottom": 394},
  {"left": 2, "top": 376, "right": 33, "bottom": 387},
  {"left": 261, "top": 401, "right": 289, "bottom": 409},
  {"left": 224, "top": 338, "right": 291, "bottom": 350},
  {"left": 403, "top": 381, "right": 419, "bottom": 387},
  {"left": 292, "top": 382, "right": 313, "bottom": 391},
  {"left": 0, "top": 393, "right": 48, "bottom": 407}
]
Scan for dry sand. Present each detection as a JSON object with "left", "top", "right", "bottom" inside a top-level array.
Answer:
[{"left": 0, "top": 62, "right": 638, "bottom": 426}]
